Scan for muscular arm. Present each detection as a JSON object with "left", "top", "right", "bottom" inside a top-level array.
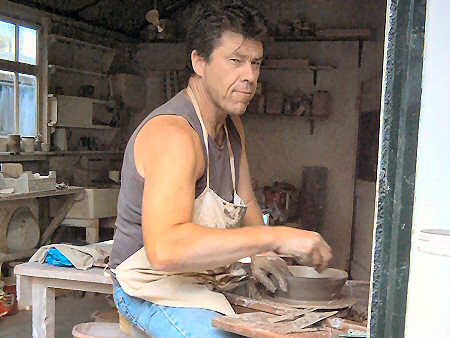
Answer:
[
  {"left": 135, "top": 116, "right": 275, "bottom": 272},
  {"left": 134, "top": 115, "right": 332, "bottom": 273}
]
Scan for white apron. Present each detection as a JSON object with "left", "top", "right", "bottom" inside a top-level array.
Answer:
[{"left": 115, "top": 86, "right": 248, "bottom": 315}]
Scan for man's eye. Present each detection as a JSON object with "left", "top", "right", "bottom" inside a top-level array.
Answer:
[{"left": 231, "top": 58, "right": 241, "bottom": 63}]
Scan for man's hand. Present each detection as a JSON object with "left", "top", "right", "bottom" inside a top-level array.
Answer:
[
  {"left": 274, "top": 228, "right": 333, "bottom": 273},
  {"left": 250, "top": 253, "right": 293, "bottom": 293}
]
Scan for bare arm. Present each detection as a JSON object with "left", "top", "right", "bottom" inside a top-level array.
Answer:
[
  {"left": 135, "top": 116, "right": 274, "bottom": 272},
  {"left": 134, "top": 115, "right": 332, "bottom": 273}
]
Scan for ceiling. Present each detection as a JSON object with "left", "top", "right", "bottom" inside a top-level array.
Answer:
[{"left": 11, "top": 0, "right": 196, "bottom": 37}]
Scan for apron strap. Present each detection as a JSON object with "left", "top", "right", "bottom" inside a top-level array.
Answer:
[
  {"left": 186, "top": 86, "right": 211, "bottom": 187},
  {"left": 223, "top": 122, "right": 237, "bottom": 191},
  {"left": 186, "top": 85, "right": 237, "bottom": 191}
]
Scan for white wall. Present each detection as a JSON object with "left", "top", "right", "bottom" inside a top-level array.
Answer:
[
  {"left": 244, "top": 41, "right": 361, "bottom": 270},
  {"left": 352, "top": 180, "right": 376, "bottom": 280},
  {"left": 405, "top": 0, "right": 450, "bottom": 336}
]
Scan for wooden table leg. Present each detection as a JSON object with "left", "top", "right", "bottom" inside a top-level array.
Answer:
[
  {"left": 85, "top": 219, "right": 99, "bottom": 244},
  {"left": 32, "top": 280, "right": 55, "bottom": 338},
  {"left": 16, "top": 274, "right": 32, "bottom": 310}
]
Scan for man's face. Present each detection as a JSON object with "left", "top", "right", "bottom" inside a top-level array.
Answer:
[{"left": 200, "top": 31, "right": 264, "bottom": 115}]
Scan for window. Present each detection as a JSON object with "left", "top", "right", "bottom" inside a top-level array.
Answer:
[{"left": 0, "top": 19, "right": 38, "bottom": 137}]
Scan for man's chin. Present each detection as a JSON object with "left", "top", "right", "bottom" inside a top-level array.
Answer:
[{"left": 228, "top": 104, "right": 248, "bottom": 116}]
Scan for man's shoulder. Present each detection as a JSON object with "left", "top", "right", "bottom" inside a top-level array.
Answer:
[
  {"left": 138, "top": 115, "right": 198, "bottom": 149},
  {"left": 134, "top": 115, "right": 205, "bottom": 179}
]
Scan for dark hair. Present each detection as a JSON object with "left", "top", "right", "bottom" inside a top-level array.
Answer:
[{"left": 186, "top": 1, "right": 270, "bottom": 69}]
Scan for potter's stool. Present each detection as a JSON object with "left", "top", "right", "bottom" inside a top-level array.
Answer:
[
  {"left": 119, "top": 315, "right": 152, "bottom": 337},
  {"left": 72, "top": 322, "right": 126, "bottom": 338},
  {"left": 72, "top": 319, "right": 151, "bottom": 338}
]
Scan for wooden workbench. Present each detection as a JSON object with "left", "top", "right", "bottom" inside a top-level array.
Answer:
[
  {"left": 14, "top": 262, "right": 113, "bottom": 338},
  {"left": 0, "top": 187, "right": 85, "bottom": 263}
]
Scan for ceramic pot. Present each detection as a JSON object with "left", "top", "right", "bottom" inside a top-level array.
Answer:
[
  {"left": 53, "top": 128, "right": 68, "bottom": 151},
  {"left": 0, "top": 137, "right": 8, "bottom": 152},
  {"left": 7, "top": 134, "right": 20, "bottom": 153},
  {"left": 21, "top": 137, "right": 35, "bottom": 153},
  {"left": 41, "top": 143, "right": 51, "bottom": 152}
]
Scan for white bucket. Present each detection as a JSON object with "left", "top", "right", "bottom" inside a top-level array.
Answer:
[{"left": 405, "top": 229, "right": 450, "bottom": 338}]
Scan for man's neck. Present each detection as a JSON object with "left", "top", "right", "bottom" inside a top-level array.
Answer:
[{"left": 187, "top": 77, "right": 227, "bottom": 140}]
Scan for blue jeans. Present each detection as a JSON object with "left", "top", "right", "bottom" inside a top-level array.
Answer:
[{"left": 113, "top": 283, "right": 241, "bottom": 338}]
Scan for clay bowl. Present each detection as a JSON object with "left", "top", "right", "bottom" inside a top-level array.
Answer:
[{"left": 275, "top": 266, "right": 348, "bottom": 301}]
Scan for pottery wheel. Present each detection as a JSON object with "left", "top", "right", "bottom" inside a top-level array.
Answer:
[
  {"left": 6, "top": 207, "right": 40, "bottom": 253},
  {"left": 265, "top": 295, "right": 357, "bottom": 310},
  {"left": 262, "top": 266, "right": 356, "bottom": 310}
]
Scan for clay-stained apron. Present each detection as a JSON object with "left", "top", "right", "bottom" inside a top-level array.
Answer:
[{"left": 114, "top": 85, "right": 248, "bottom": 315}]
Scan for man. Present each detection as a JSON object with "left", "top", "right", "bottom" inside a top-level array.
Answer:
[{"left": 109, "top": 2, "right": 332, "bottom": 337}]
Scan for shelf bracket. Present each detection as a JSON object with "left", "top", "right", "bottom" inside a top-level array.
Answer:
[
  {"left": 312, "top": 69, "right": 318, "bottom": 86},
  {"left": 358, "top": 40, "right": 364, "bottom": 68},
  {"left": 309, "top": 119, "right": 315, "bottom": 135}
]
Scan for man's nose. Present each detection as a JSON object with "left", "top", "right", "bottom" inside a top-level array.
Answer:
[{"left": 241, "top": 62, "right": 258, "bottom": 84}]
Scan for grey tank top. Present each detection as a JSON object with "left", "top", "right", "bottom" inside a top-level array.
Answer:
[{"left": 109, "top": 90, "right": 242, "bottom": 269}]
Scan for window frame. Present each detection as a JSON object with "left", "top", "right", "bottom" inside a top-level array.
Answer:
[{"left": 0, "top": 14, "right": 47, "bottom": 139}]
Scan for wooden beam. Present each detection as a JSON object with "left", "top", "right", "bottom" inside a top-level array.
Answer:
[{"left": 0, "top": 59, "right": 37, "bottom": 76}]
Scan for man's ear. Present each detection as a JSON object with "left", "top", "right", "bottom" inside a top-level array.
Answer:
[{"left": 191, "top": 50, "right": 206, "bottom": 77}]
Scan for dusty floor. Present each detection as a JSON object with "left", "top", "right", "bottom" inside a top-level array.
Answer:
[{"left": 0, "top": 292, "right": 112, "bottom": 338}]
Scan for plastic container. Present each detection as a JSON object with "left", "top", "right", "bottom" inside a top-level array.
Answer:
[{"left": 0, "top": 277, "right": 18, "bottom": 317}]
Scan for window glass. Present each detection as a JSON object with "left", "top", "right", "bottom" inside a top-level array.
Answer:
[
  {"left": 19, "top": 73, "right": 37, "bottom": 136},
  {"left": 0, "top": 70, "right": 16, "bottom": 136},
  {"left": 0, "top": 20, "right": 15, "bottom": 62},
  {"left": 19, "top": 26, "right": 37, "bottom": 65}
]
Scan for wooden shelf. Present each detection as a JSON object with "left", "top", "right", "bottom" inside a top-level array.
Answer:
[
  {"left": 0, "top": 186, "right": 85, "bottom": 202},
  {"left": 244, "top": 113, "right": 328, "bottom": 121},
  {"left": 48, "top": 95, "right": 114, "bottom": 106},
  {"left": 0, "top": 153, "right": 49, "bottom": 162},
  {"left": 50, "top": 124, "right": 119, "bottom": 130},
  {"left": 262, "top": 59, "right": 336, "bottom": 72},
  {"left": 274, "top": 29, "right": 372, "bottom": 42},
  {"left": 48, "top": 65, "right": 108, "bottom": 78},
  {"left": 262, "top": 65, "right": 336, "bottom": 72},
  {"left": 49, "top": 34, "right": 116, "bottom": 51},
  {"left": 0, "top": 151, "right": 124, "bottom": 162},
  {"left": 52, "top": 151, "right": 123, "bottom": 158}
]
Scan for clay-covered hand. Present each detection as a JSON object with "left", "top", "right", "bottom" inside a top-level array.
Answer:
[
  {"left": 250, "top": 253, "right": 293, "bottom": 293},
  {"left": 274, "top": 228, "right": 333, "bottom": 273}
]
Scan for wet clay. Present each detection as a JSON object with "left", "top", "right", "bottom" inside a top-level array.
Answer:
[{"left": 273, "top": 266, "right": 348, "bottom": 302}]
